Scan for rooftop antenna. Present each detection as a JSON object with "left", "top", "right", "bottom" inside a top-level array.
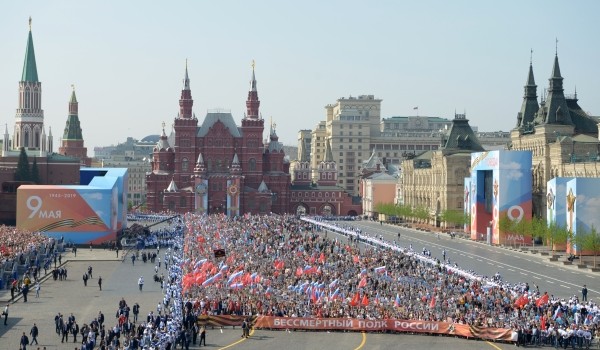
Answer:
[{"left": 555, "top": 38, "right": 558, "bottom": 56}]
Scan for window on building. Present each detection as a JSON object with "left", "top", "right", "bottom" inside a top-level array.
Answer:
[
  {"left": 168, "top": 201, "right": 175, "bottom": 211},
  {"left": 249, "top": 158, "right": 256, "bottom": 171},
  {"left": 180, "top": 196, "right": 186, "bottom": 207},
  {"left": 181, "top": 157, "right": 189, "bottom": 172}
]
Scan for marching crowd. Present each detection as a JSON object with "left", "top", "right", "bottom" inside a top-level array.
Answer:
[
  {"left": 173, "top": 213, "right": 600, "bottom": 347},
  {"left": 5, "top": 211, "right": 600, "bottom": 348}
]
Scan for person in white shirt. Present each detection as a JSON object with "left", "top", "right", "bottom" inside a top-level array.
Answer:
[{"left": 138, "top": 276, "right": 144, "bottom": 291}]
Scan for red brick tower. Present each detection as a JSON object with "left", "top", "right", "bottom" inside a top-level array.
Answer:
[{"left": 58, "top": 86, "right": 91, "bottom": 166}]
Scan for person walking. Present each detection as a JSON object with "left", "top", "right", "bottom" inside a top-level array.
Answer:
[
  {"left": 132, "top": 303, "right": 140, "bottom": 323},
  {"left": 199, "top": 325, "right": 206, "bottom": 346},
  {"left": 20, "top": 331, "right": 30, "bottom": 350},
  {"left": 2, "top": 304, "right": 8, "bottom": 325},
  {"left": 22, "top": 283, "right": 29, "bottom": 302},
  {"left": 138, "top": 276, "right": 144, "bottom": 291},
  {"left": 35, "top": 281, "right": 40, "bottom": 298},
  {"left": 83, "top": 272, "right": 88, "bottom": 286},
  {"left": 30, "top": 323, "right": 39, "bottom": 345},
  {"left": 71, "top": 321, "right": 79, "bottom": 343},
  {"left": 582, "top": 284, "right": 588, "bottom": 301},
  {"left": 87, "top": 266, "right": 93, "bottom": 278},
  {"left": 241, "top": 319, "right": 248, "bottom": 338},
  {"left": 131, "top": 254, "right": 136, "bottom": 265},
  {"left": 98, "top": 276, "right": 102, "bottom": 291}
]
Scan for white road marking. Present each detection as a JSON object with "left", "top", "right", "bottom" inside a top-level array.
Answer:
[
  {"left": 561, "top": 285, "right": 570, "bottom": 289},
  {"left": 547, "top": 281, "right": 554, "bottom": 284}
]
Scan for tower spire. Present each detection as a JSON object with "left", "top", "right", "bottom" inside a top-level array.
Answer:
[
  {"left": 183, "top": 59, "right": 190, "bottom": 90},
  {"left": 245, "top": 60, "right": 260, "bottom": 119},
  {"left": 517, "top": 53, "right": 539, "bottom": 128},
  {"left": 178, "top": 60, "right": 193, "bottom": 118},
  {"left": 22, "top": 17, "right": 38, "bottom": 82}
]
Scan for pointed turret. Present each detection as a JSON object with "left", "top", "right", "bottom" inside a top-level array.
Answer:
[
  {"left": 62, "top": 87, "right": 83, "bottom": 140},
  {"left": 166, "top": 178, "right": 178, "bottom": 192},
  {"left": 230, "top": 153, "right": 242, "bottom": 174},
  {"left": 156, "top": 124, "right": 171, "bottom": 151},
  {"left": 317, "top": 140, "right": 337, "bottom": 186},
  {"left": 183, "top": 59, "right": 190, "bottom": 90},
  {"left": 47, "top": 126, "right": 53, "bottom": 153},
  {"left": 257, "top": 180, "right": 270, "bottom": 193},
  {"left": 179, "top": 60, "right": 193, "bottom": 119},
  {"left": 193, "top": 152, "right": 206, "bottom": 175},
  {"left": 14, "top": 17, "right": 44, "bottom": 151},
  {"left": 245, "top": 60, "right": 260, "bottom": 119},
  {"left": 551, "top": 54, "right": 562, "bottom": 80},
  {"left": 3, "top": 124, "right": 9, "bottom": 154},
  {"left": 517, "top": 57, "right": 539, "bottom": 128},
  {"left": 22, "top": 17, "right": 38, "bottom": 82},
  {"left": 539, "top": 53, "right": 572, "bottom": 125}
]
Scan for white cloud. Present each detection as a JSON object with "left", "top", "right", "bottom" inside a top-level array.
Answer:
[{"left": 505, "top": 170, "right": 523, "bottom": 180}]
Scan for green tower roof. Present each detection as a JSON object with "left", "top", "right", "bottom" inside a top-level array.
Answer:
[{"left": 22, "top": 22, "right": 39, "bottom": 82}]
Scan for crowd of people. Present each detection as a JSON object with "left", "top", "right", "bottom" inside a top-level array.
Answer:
[
  {"left": 166, "top": 213, "right": 599, "bottom": 347},
  {"left": 5, "top": 211, "right": 600, "bottom": 348}
]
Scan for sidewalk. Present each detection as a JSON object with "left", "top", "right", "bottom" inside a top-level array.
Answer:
[{"left": 0, "top": 247, "right": 123, "bottom": 303}]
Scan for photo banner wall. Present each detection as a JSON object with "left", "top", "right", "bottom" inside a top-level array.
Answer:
[{"left": 469, "top": 150, "right": 532, "bottom": 245}]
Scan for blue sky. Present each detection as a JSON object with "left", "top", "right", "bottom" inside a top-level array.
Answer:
[{"left": 1, "top": 1, "right": 599, "bottom": 153}]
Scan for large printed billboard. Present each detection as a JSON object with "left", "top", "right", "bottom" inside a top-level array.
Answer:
[
  {"left": 81, "top": 168, "right": 128, "bottom": 231},
  {"left": 546, "top": 177, "right": 573, "bottom": 227},
  {"left": 469, "top": 150, "right": 532, "bottom": 245},
  {"left": 565, "top": 178, "right": 600, "bottom": 254},
  {"left": 17, "top": 184, "right": 118, "bottom": 244}
]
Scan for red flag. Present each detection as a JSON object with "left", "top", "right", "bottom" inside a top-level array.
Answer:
[
  {"left": 361, "top": 294, "right": 369, "bottom": 306},
  {"left": 429, "top": 296, "right": 436, "bottom": 308},
  {"left": 514, "top": 294, "right": 528, "bottom": 308},
  {"left": 358, "top": 277, "right": 367, "bottom": 288},
  {"left": 353, "top": 255, "right": 359, "bottom": 263},
  {"left": 536, "top": 294, "right": 549, "bottom": 307},
  {"left": 350, "top": 293, "right": 360, "bottom": 307},
  {"left": 318, "top": 252, "right": 326, "bottom": 264},
  {"left": 295, "top": 267, "right": 303, "bottom": 277}
]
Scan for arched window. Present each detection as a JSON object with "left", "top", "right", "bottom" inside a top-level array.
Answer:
[
  {"left": 181, "top": 158, "right": 189, "bottom": 172},
  {"left": 24, "top": 130, "right": 29, "bottom": 148},
  {"left": 249, "top": 158, "right": 256, "bottom": 171}
]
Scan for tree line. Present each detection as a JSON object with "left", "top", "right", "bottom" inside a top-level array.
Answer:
[{"left": 14, "top": 147, "right": 41, "bottom": 183}]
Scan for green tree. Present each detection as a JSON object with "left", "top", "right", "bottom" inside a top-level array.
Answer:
[
  {"left": 396, "top": 205, "right": 413, "bottom": 220},
  {"left": 30, "top": 157, "right": 41, "bottom": 184},
  {"left": 440, "top": 209, "right": 468, "bottom": 228},
  {"left": 413, "top": 206, "right": 430, "bottom": 221},
  {"left": 14, "top": 147, "right": 30, "bottom": 181},
  {"left": 579, "top": 225, "right": 600, "bottom": 267},
  {"left": 530, "top": 216, "right": 547, "bottom": 248},
  {"left": 547, "top": 221, "right": 569, "bottom": 253}
]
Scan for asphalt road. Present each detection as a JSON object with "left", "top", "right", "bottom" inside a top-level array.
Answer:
[{"left": 330, "top": 220, "right": 600, "bottom": 300}]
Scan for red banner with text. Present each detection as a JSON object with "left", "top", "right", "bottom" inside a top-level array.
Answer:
[{"left": 252, "top": 316, "right": 514, "bottom": 341}]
